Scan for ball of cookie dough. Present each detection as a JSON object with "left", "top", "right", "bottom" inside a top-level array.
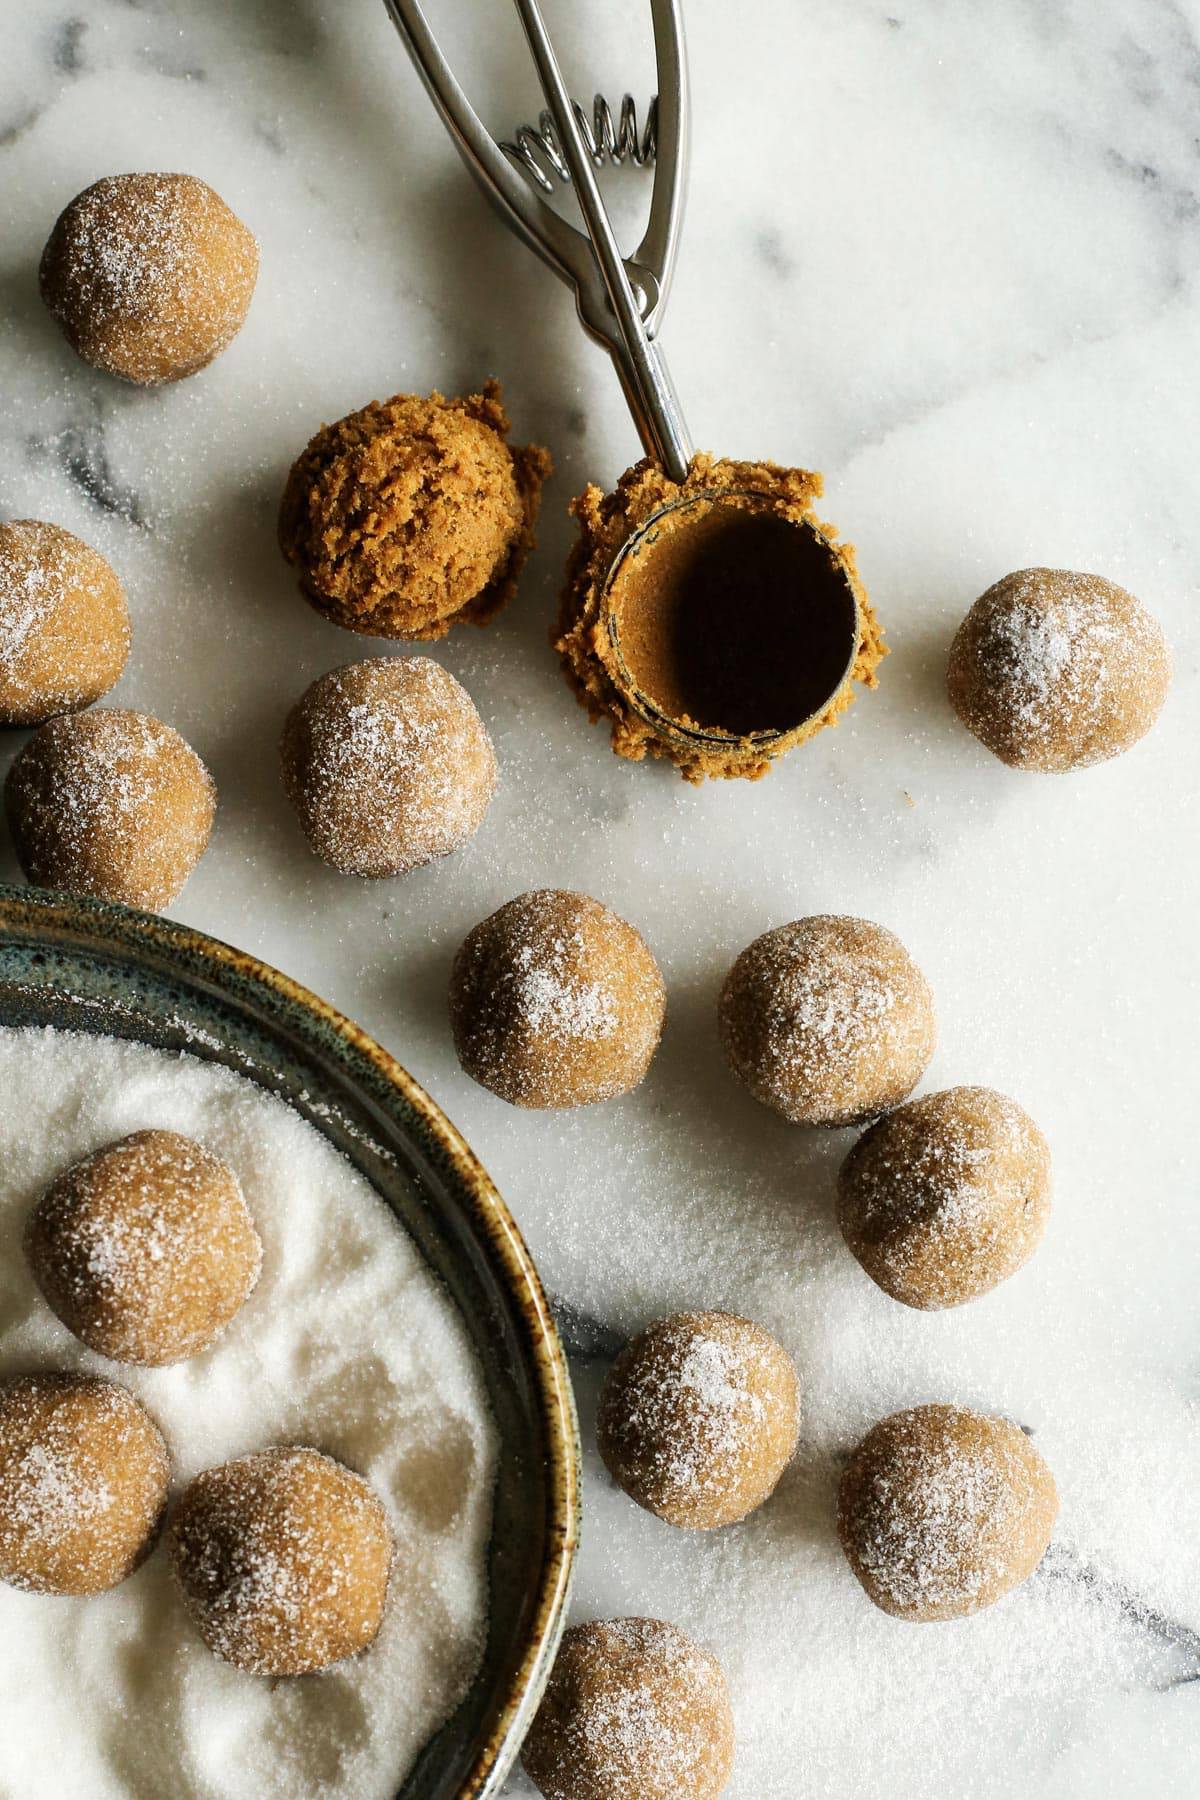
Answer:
[
  {"left": 523, "top": 1617, "right": 735, "bottom": 1800},
  {"left": 5, "top": 706, "right": 216, "bottom": 911},
  {"left": 838, "top": 1086, "right": 1051, "bottom": 1310},
  {"left": 0, "top": 519, "right": 130, "bottom": 727},
  {"left": 27, "top": 1129, "right": 263, "bottom": 1366},
  {"left": 837, "top": 1403, "right": 1058, "bottom": 1622},
  {"left": 719, "top": 915, "right": 935, "bottom": 1128},
  {"left": 0, "top": 1372, "right": 169, "bottom": 1595},
  {"left": 947, "top": 568, "right": 1170, "bottom": 772},
  {"left": 277, "top": 383, "right": 551, "bottom": 640},
  {"left": 598, "top": 1310, "right": 801, "bottom": 1530},
  {"left": 449, "top": 889, "right": 666, "bottom": 1108},
  {"left": 39, "top": 172, "right": 258, "bottom": 385},
  {"left": 169, "top": 1447, "right": 393, "bottom": 1676},
  {"left": 281, "top": 656, "right": 496, "bottom": 876}
]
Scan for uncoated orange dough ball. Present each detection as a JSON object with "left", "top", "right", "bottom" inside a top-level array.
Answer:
[
  {"left": 522, "top": 1617, "right": 735, "bottom": 1800},
  {"left": 598, "top": 1310, "right": 801, "bottom": 1529},
  {"left": 281, "top": 656, "right": 496, "bottom": 876},
  {"left": 27, "top": 1129, "right": 263, "bottom": 1366},
  {"left": 449, "top": 889, "right": 666, "bottom": 1108},
  {"left": 40, "top": 172, "right": 258, "bottom": 385},
  {"left": 0, "top": 520, "right": 130, "bottom": 727},
  {"left": 719, "top": 915, "right": 936, "bottom": 1127},
  {"left": 5, "top": 706, "right": 216, "bottom": 911},
  {"left": 947, "top": 568, "right": 1170, "bottom": 771},
  {"left": 168, "top": 1447, "right": 394, "bottom": 1676},
  {"left": 0, "top": 1372, "right": 170, "bottom": 1596},
  {"left": 838, "top": 1086, "right": 1051, "bottom": 1309},
  {"left": 278, "top": 383, "right": 551, "bottom": 640},
  {"left": 837, "top": 1403, "right": 1058, "bottom": 1622}
]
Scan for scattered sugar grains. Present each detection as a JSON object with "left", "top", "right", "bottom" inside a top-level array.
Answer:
[{"left": 0, "top": 1026, "right": 497, "bottom": 1800}]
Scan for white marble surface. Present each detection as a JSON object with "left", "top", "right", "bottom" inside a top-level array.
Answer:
[{"left": 1, "top": 2, "right": 1199, "bottom": 1796}]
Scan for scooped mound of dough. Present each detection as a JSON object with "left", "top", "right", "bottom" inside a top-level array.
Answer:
[
  {"left": 837, "top": 1403, "right": 1058, "bottom": 1621},
  {"left": 522, "top": 1617, "right": 735, "bottom": 1800},
  {"left": 598, "top": 1309, "right": 801, "bottom": 1529},
  {"left": 449, "top": 889, "right": 666, "bottom": 1108},
  {"left": 278, "top": 383, "right": 552, "bottom": 640},
  {"left": 0, "top": 1372, "right": 169, "bottom": 1596},
  {"left": 0, "top": 519, "right": 130, "bottom": 727},
  {"left": 718, "top": 915, "right": 936, "bottom": 1127},
  {"left": 40, "top": 172, "right": 258, "bottom": 385},
  {"left": 4, "top": 706, "right": 216, "bottom": 911},
  {"left": 838, "top": 1086, "right": 1051, "bottom": 1309},
  {"left": 281, "top": 656, "right": 496, "bottom": 876},
  {"left": 27, "top": 1129, "right": 263, "bottom": 1366},
  {"left": 947, "top": 568, "right": 1170, "bottom": 771},
  {"left": 168, "top": 1447, "right": 394, "bottom": 1676}
]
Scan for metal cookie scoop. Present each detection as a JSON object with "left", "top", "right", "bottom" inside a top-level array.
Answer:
[{"left": 381, "top": 0, "right": 876, "bottom": 777}]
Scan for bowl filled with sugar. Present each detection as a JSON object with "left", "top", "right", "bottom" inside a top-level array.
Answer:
[{"left": 0, "top": 882, "right": 579, "bottom": 1800}]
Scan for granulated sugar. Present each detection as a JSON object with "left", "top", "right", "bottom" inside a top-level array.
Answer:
[{"left": 0, "top": 1025, "right": 497, "bottom": 1800}]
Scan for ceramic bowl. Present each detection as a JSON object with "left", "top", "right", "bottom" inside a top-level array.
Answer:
[{"left": 0, "top": 883, "right": 579, "bottom": 1799}]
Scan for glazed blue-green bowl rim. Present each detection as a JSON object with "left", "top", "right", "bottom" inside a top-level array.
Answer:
[{"left": 0, "top": 883, "right": 580, "bottom": 1799}]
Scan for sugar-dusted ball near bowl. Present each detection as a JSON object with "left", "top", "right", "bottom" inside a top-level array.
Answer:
[
  {"left": 450, "top": 889, "right": 666, "bottom": 1108},
  {"left": 522, "top": 1617, "right": 735, "bottom": 1800},
  {"left": 40, "top": 172, "right": 258, "bottom": 385},
  {"left": 27, "top": 1129, "right": 263, "bottom": 1366},
  {"left": 598, "top": 1309, "right": 801, "bottom": 1529},
  {"left": 719, "top": 914, "right": 936, "bottom": 1128},
  {"left": 838, "top": 1086, "right": 1051, "bottom": 1309},
  {"left": 281, "top": 656, "right": 496, "bottom": 876},
  {"left": 0, "top": 1372, "right": 170, "bottom": 1596},
  {"left": 168, "top": 1447, "right": 394, "bottom": 1676},
  {"left": 947, "top": 568, "right": 1170, "bottom": 771},
  {"left": 5, "top": 707, "right": 216, "bottom": 911},
  {"left": 0, "top": 519, "right": 130, "bottom": 727},
  {"left": 837, "top": 1403, "right": 1058, "bottom": 1622}
]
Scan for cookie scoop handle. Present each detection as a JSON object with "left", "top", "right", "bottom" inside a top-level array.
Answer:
[{"left": 383, "top": 0, "right": 694, "bottom": 482}]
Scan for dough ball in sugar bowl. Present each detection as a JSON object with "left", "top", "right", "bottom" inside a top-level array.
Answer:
[
  {"left": 26, "top": 1128, "right": 263, "bottom": 1366},
  {"left": 168, "top": 1447, "right": 394, "bottom": 1677},
  {"left": 0, "top": 1372, "right": 169, "bottom": 1596}
]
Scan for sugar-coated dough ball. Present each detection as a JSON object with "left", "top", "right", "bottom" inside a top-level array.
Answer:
[
  {"left": 449, "top": 889, "right": 666, "bottom": 1108},
  {"left": 598, "top": 1310, "right": 800, "bottom": 1529},
  {"left": 837, "top": 1403, "right": 1058, "bottom": 1622},
  {"left": 0, "top": 1373, "right": 169, "bottom": 1595},
  {"left": 27, "top": 1129, "right": 263, "bottom": 1366},
  {"left": 278, "top": 383, "right": 551, "bottom": 640},
  {"left": 40, "top": 172, "right": 258, "bottom": 385},
  {"left": 522, "top": 1617, "right": 735, "bottom": 1800},
  {"left": 5, "top": 706, "right": 216, "bottom": 911},
  {"left": 719, "top": 915, "right": 935, "bottom": 1127},
  {"left": 168, "top": 1447, "right": 393, "bottom": 1676},
  {"left": 838, "top": 1086, "right": 1051, "bottom": 1309},
  {"left": 281, "top": 656, "right": 496, "bottom": 876},
  {"left": 0, "top": 520, "right": 130, "bottom": 726},
  {"left": 947, "top": 568, "right": 1170, "bottom": 771}
]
